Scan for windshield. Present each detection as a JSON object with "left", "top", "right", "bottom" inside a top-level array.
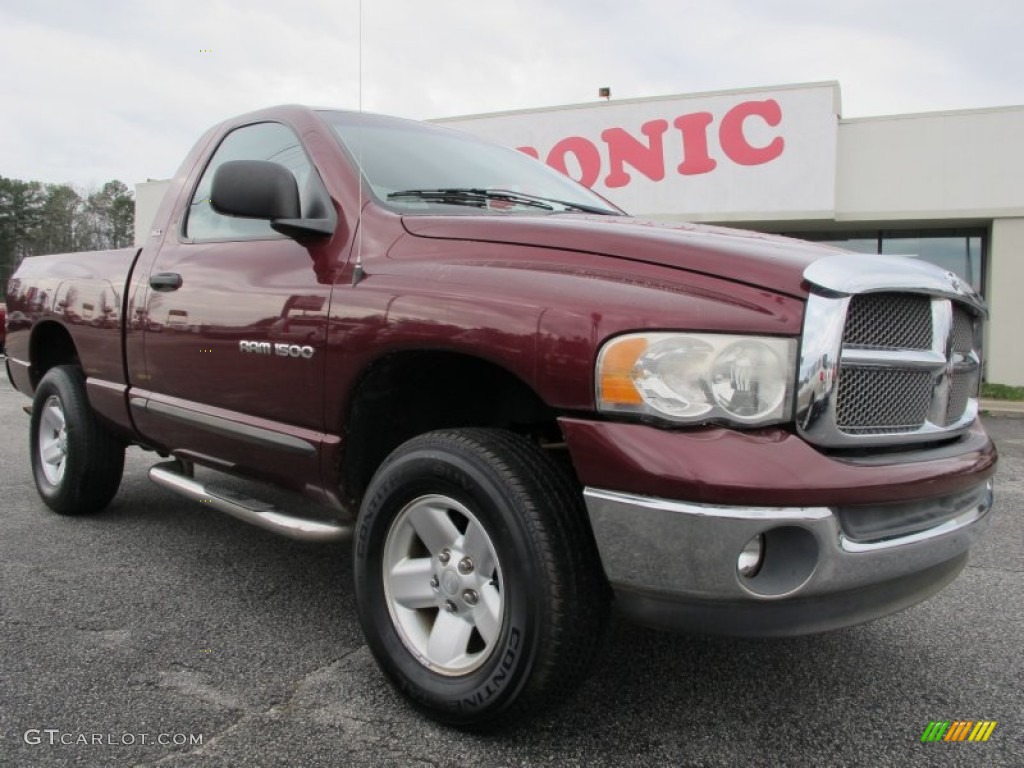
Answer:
[{"left": 320, "top": 111, "right": 622, "bottom": 216}]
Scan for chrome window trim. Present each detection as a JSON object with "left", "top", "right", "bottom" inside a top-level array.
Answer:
[{"left": 797, "top": 254, "right": 984, "bottom": 449}]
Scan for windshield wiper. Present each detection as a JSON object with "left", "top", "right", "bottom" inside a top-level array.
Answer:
[
  {"left": 386, "top": 188, "right": 618, "bottom": 215},
  {"left": 387, "top": 188, "right": 554, "bottom": 211},
  {"left": 517, "top": 193, "right": 620, "bottom": 215}
]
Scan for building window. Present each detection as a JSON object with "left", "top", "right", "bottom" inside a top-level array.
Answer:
[
  {"left": 788, "top": 228, "right": 986, "bottom": 294},
  {"left": 880, "top": 232, "right": 983, "bottom": 293}
]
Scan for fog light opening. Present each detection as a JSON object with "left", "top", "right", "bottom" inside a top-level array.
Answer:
[
  {"left": 737, "top": 534, "right": 765, "bottom": 579},
  {"left": 737, "top": 526, "right": 820, "bottom": 597}
]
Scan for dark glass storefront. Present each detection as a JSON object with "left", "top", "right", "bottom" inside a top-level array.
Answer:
[{"left": 787, "top": 228, "right": 986, "bottom": 293}]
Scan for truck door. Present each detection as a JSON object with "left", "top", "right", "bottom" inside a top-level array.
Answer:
[{"left": 132, "top": 121, "right": 335, "bottom": 491}]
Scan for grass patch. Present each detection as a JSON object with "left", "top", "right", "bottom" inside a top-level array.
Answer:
[{"left": 982, "top": 382, "right": 1024, "bottom": 401}]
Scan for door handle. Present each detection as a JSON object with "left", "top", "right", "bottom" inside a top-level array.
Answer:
[{"left": 150, "top": 272, "right": 183, "bottom": 292}]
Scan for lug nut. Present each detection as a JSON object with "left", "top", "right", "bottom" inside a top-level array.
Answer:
[
  {"left": 462, "top": 589, "right": 479, "bottom": 606},
  {"left": 444, "top": 599, "right": 458, "bottom": 614},
  {"left": 438, "top": 549, "right": 451, "bottom": 565},
  {"left": 458, "top": 557, "right": 474, "bottom": 574},
  {"left": 430, "top": 575, "right": 440, "bottom": 590}
]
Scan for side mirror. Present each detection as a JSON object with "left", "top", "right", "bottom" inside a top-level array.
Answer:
[
  {"left": 211, "top": 160, "right": 335, "bottom": 238},
  {"left": 212, "top": 160, "right": 300, "bottom": 220}
]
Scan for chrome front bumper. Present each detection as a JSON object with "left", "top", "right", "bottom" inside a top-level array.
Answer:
[{"left": 584, "top": 481, "right": 993, "bottom": 636}]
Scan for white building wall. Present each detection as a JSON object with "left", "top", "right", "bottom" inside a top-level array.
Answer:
[
  {"left": 836, "top": 107, "right": 1024, "bottom": 220},
  {"left": 834, "top": 106, "right": 1024, "bottom": 384},
  {"left": 988, "top": 218, "right": 1024, "bottom": 385}
]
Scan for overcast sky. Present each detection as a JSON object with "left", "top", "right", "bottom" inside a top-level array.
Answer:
[{"left": 1, "top": 0, "right": 1021, "bottom": 189}]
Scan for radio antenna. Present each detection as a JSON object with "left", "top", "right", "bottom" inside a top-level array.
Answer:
[{"left": 352, "top": 0, "right": 366, "bottom": 286}]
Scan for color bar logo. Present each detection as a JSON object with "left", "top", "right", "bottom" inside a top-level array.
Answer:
[{"left": 921, "top": 720, "right": 997, "bottom": 742}]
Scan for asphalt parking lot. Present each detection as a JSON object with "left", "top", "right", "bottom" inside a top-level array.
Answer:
[{"left": 1, "top": 370, "right": 1022, "bottom": 768}]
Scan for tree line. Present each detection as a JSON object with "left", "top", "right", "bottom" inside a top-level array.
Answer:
[{"left": 0, "top": 176, "right": 135, "bottom": 294}]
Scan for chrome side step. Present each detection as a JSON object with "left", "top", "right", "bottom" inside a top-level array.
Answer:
[{"left": 148, "top": 461, "right": 351, "bottom": 543}]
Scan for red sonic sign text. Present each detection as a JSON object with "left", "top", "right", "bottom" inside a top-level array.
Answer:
[
  {"left": 439, "top": 82, "right": 840, "bottom": 221},
  {"left": 519, "top": 98, "right": 784, "bottom": 187}
]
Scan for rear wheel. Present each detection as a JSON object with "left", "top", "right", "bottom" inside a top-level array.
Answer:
[
  {"left": 354, "top": 428, "right": 608, "bottom": 727},
  {"left": 30, "top": 365, "right": 125, "bottom": 515}
]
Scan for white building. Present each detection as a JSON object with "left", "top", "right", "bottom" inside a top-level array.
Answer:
[{"left": 136, "top": 81, "right": 1024, "bottom": 384}]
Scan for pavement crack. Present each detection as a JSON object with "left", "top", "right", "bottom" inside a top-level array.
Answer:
[
  {"left": 265, "top": 644, "right": 367, "bottom": 716},
  {"left": 967, "top": 563, "right": 1024, "bottom": 573},
  {"left": 139, "top": 645, "right": 367, "bottom": 766}
]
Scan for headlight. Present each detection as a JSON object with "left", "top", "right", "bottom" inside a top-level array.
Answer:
[{"left": 596, "top": 332, "right": 797, "bottom": 427}]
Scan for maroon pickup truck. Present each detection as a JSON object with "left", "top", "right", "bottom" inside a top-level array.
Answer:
[{"left": 5, "top": 105, "right": 997, "bottom": 726}]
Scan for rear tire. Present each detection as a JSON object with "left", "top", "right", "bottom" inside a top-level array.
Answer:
[
  {"left": 354, "top": 428, "right": 608, "bottom": 727},
  {"left": 30, "top": 365, "right": 125, "bottom": 515}
]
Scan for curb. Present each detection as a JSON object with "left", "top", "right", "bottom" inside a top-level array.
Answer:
[{"left": 980, "top": 399, "right": 1024, "bottom": 417}]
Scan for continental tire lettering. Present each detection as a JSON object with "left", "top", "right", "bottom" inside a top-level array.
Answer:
[
  {"left": 274, "top": 343, "right": 315, "bottom": 359},
  {"left": 457, "top": 627, "right": 521, "bottom": 710},
  {"left": 356, "top": 510, "right": 373, "bottom": 558}
]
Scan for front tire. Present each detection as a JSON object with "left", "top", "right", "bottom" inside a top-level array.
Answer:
[
  {"left": 354, "top": 428, "right": 608, "bottom": 727},
  {"left": 30, "top": 365, "right": 125, "bottom": 515}
]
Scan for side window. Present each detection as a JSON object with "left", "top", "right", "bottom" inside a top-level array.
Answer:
[{"left": 186, "top": 122, "right": 314, "bottom": 241}]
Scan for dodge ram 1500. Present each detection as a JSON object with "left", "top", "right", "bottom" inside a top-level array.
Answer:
[{"left": 5, "top": 105, "right": 997, "bottom": 726}]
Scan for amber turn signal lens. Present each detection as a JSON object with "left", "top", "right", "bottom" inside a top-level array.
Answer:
[{"left": 598, "top": 337, "right": 648, "bottom": 405}]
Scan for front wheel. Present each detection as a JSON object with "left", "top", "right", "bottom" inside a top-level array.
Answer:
[
  {"left": 30, "top": 365, "right": 125, "bottom": 515},
  {"left": 354, "top": 429, "right": 608, "bottom": 727}
]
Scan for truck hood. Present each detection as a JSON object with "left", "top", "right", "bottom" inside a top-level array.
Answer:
[{"left": 402, "top": 214, "right": 842, "bottom": 299}]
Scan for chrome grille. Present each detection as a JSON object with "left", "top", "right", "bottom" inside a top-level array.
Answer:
[
  {"left": 945, "top": 306, "right": 979, "bottom": 426},
  {"left": 836, "top": 368, "right": 933, "bottom": 433},
  {"left": 843, "top": 293, "right": 932, "bottom": 350},
  {"left": 797, "top": 253, "right": 985, "bottom": 449},
  {"left": 951, "top": 306, "right": 975, "bottom": 354},
  {"left": 945, "top": 371, "right": 974, "bottom": 426}
]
